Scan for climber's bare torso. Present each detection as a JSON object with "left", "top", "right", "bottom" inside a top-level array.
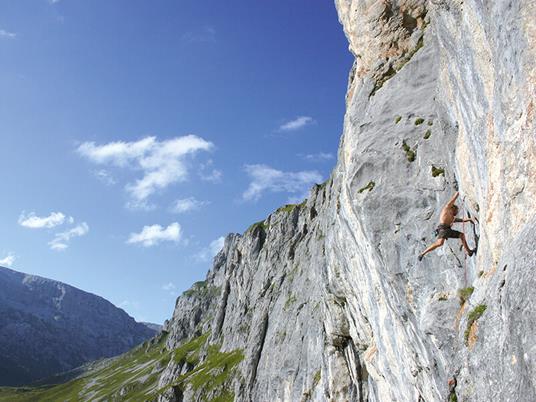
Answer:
[
  {"left": 439, "top": 205, "right": 457, "bottom": 226},
  {"left": 418, "top": 191, "right": 476, "bottom": 261}
]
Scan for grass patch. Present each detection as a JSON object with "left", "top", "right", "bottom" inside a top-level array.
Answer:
[
  {"left": 247, "top": 220, "right": 269, "bottom": 233},
  {"left": 464, "top": 304, "right": 487, "bottom": 344},
  {"left": 313, "top": 370, "right": 321, "bottom": 387},
  {"left": 431, "top": 166, "right": 445, "bottom": 177},
  {"left": 173, "top": 333, "right": 210, "bottom": 365},
  {"left": 402, "top": 141, "right": 416, "bottom": 162},
  {"left": 277, "top": 203, "right": 304, "bottom": 214},
  {"left": 396, "top": 35, "right": 425, "bottom": 71},
  {"left": 284, "top": 294, "right": 297, "bottom": 310},
  {"left": 423, "top": 129, "right": 431, "bottom": 139},
  {"left": 394, "top": 115, "right": 402, "bottom": 124},
  {"left": 427, "top": 120, "right": 433, "bottom": 126},
  {"left": 370, "top": 66, "right": 396, "bottom": 97},
  {"left": 170, "top": 343, "right": 244, "bottom": 401},
  {"left": 371, "top": 34, "right": 426, "bottom": 96},
  {"left": 183, "top": 281, "right": 220, "bottom": 299},
  {"left": 414, "top": 118, "right": 425, "bottom": 125},
  {"left": 358, "top": 181, "right": 375, "bottom": 193},
  {"left": 458, "top": 287, "right": 474, "bottom": 305}
]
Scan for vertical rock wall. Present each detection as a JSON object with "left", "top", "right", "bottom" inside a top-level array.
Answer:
[{"left": 158, "top": 1, "right": 536, "bottom": 401}]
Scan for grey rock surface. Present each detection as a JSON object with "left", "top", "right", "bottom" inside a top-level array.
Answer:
[
  {"left": 155, "top": 1, "right": 536, "bottom": 401},
  {"left": 0, "top": 266, "right": 156, "bottom": 386}
]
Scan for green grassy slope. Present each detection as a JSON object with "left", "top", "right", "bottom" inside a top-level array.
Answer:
[{"left": 0, "top": 332, "right": 243, "bottom": 402}]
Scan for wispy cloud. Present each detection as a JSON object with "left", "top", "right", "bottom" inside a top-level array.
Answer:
[
  {"left": 201, "top": 169, "right": 222, "bottom": 183},
  {"left": 181, "top": 26, "right": 216, "bottom": 43},
  {"left": 198, "top": 159, "right": 223, "bottom": 183},
  {"left": 127, "top": 222, "right": 181, "bottom": 247},
  {"left": 77, "top": 136, "right": 214, "bottom": 205},
  {"left": 242, "top": 164, "right": 322, "bottom": 202},
  {"left": 0, "top": 253, "right": 15, "bottom": 267},
  {"left": 93, "top": 169, "right": 116, "bottom": 186},
  {"left": 170, "top": 197, "right": 209, "bottom": 214},
  {"left": 196, "top": 236, "right": 225, "bottom": 262},
  {"left": 161, "top": 282, "right": 178, "bottom": 297},
  {"left": 162, "top": 282, "right": 176, "bottom": 292},
  {"left": 49, "top": 222, "right": 89, "bottom": 251},
  {"left": 278, "top": 116, "right": 315, "bottom": 132},
  {"left": 18, "top": 212, "right": 69, "bottom": 229},
  {"left": 299, "top": 152, "right": 334, "bottom": 162},
  {"left": 19, "top": 211, "right": 88, "bottom": 250},
  {"left": 0, "top": 29, "right": 16, "bottom": 39},
  {"left": 49, "top": 0, "right": 62, "bottom": 4}
]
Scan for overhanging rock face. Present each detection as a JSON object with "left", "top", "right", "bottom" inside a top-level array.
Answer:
[{"left": 157, "top": 1, "right": 536, "bottom": 401}]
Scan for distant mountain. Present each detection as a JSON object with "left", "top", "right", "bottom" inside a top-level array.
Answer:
[
  {"left": 0, "top": 266, "right": 156, "bottom": 386},
  {"left": 141, "top": 322, "right": 163, "bottom": 332}
]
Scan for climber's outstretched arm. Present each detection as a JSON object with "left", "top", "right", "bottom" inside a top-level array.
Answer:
[
  {"left": 454, "top": 217, "right": 475, "bottom": 223},
  {"left": 446, "top": 191, "right": 459, "bottom": 207}
]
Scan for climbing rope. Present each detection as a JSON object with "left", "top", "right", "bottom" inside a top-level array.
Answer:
[{"left": 461, "top": 197, "right": 468, "bottom": 287}]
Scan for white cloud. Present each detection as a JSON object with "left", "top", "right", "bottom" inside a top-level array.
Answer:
[
  {"left": 49, "top": 222, "right": 89, "bottom": 251},
  {"left": 127, "top": 222, "right": 181, "bottom": 247},
  {"left": 49, "top": 0, "right": 62, "bottom": 4},
  {"left": 18, "top": 212, "right": 67, "bottom": 229},
  {"left": 201, "top": 169, "right": 223, "bottom": 183},
  {"left": 196, "top": 236, "right": 225, "bottom": 262},
  {"left": 0, "top": 29, "right": 16, "bottom": 39},
  {"left": 77, "top": 135, "right": 214, "bottom": 203},
  {"left": 181, "top": 26, "right": 216, "bottom": 43},
  {"left": 77, "top": 137, "right": 155, "bottom": 167},
  {"left": 299, "top": 152, "right": 334, "bottom": 162},
  {"left": 209, "top": 236, "right": 225, "bottom": 255},
  {"left": 126, "top": 200, "right": 156, "bottom": 211},
  {"left": 0, "top": 253, "right": 15, "bottom": 267},
  {"left": 93, "top": 169, "right": 116, "bottom": 186},
  {"left": 171, "top": 197, "right": 209, "bottom": 214},
  {"left": 161, "top": 282, "right": 178, "bottom": 297},
  {"left": 242, "top": 164, "right": 322, "bottom": 202},
  {"left": 278, "top": 116, "right": 315, "bottom": 132},
  {"left": 162, "top": 282, "right": 176, "bottom": 292},
  {"left": 198, "top": 159, "right": 222, "bottom": 183}
]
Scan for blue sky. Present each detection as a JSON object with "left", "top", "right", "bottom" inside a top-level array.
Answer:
[{"left": 0, "top": 0, "right": 352, "bottom": 324}]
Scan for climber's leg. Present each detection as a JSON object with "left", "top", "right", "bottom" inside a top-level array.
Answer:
[
  {"left": 418, "top": 238, "right": 445, "bottom": 260},
  {"left": 459, "top": 233, "right": 473, "bottom": 256}
]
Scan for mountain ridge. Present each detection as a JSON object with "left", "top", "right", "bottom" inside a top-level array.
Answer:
[{"left": 0, "top": 265, "right": 156, "bottom": 386}]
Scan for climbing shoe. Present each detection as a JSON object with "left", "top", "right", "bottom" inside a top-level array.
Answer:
[{"left": 418, "top": 254, "right": 423, "bottom": 262}]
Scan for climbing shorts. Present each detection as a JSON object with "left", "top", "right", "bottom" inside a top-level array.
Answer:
[{"left": 436, "top": 224, "right": 462, "bottom": 239}]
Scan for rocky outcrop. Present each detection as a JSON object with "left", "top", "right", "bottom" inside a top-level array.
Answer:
[
  {"left": 153, "top": 1, "right": 535, "bottom": 401},
  {"left": 1, "top": 1, "right": 531, "bottom": 400},
  {"left": 0, "top": 266, "right": 156, "bottom": 386}
]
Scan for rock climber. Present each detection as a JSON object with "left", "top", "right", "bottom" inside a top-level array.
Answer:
[{"left": 418, "top": 191, "right": 476, "bottom": 261}]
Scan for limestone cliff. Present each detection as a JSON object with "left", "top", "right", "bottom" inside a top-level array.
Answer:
[
  {"left": 5, "top": 1, "right": 532, "bottom": 401},
  {"left": 156, "top": 1, "right": 536, "bottom": 401}
]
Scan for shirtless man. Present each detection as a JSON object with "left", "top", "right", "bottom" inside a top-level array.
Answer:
[{"left": 418, "top": 191, "right": 476, "bottom": 261}]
